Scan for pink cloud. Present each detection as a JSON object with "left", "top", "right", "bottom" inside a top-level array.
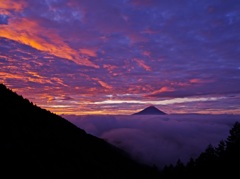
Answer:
[
  {"left": 79, "top": 48, "right": 98, "bottom": 57},
  {"left": 134, "top": 58, "right": 152, "bottom": 71}
]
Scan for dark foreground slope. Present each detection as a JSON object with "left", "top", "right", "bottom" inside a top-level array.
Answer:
[{"left": 0, "top": 84, "right": 159, "bottom": 178}]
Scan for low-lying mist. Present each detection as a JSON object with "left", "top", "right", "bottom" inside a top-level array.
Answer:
[{"left": 62, "top": 114, "right": 240, "bottom": 169}]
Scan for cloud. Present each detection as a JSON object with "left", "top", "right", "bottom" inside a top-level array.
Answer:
[
  {"left": 0, "top": 1, "right": 98, "bottom": 68},
  {"left": 63, "top": 114, "right": 240, "bottom": 169},
  {"left": 130, "top": 0, "right": 157, "bottom": 7},
  {"left": 1, "top": 0, "right": 240, "bottom": 115},
  {"left": 134, "top": 58, "right": 151, "bottom": 71},
  {"left": 0, "top": 0, "right": 26, "bottom": 12},
  {"left": 79, "top": 48, "right": 97, "bottom": 57},
  {"left": 0, "top": 14, "right": 9, "bottom": 24}
]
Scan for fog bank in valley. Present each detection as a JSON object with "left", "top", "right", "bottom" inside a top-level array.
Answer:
[{"left": 62, "top": 114, "right": 240, "bottom": 169}]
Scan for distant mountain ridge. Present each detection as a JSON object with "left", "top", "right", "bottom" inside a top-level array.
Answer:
[
  {"left": 133, "top": 106, "right": 167, "bottom": 115},
  {"left": 0, "top": 84, "right": 159, "bottom": 178}
]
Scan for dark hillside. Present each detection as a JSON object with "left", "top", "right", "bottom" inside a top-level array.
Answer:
[
  {"left": 160, "top": 121, "right": 240, "bottom": 178},
  {"left": 0, "top": 84, "right": 159, "bottom": 178}
]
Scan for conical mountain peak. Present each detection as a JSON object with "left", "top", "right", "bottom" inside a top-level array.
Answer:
[{"left": 133, "top": 105, "right": 166, "bottom": 115}]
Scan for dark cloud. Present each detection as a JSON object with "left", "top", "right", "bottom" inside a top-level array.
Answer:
[
  {"left": 0, "top": 14, "right": 9, "bottom": 24},
  {"left": 63, "top": 114, "right": 240, "bottom": 169}
]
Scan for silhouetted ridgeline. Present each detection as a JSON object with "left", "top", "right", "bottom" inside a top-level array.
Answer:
[
  {"left": 0, "top": 84, "right": 159, "bottom": 178},
  {"left": 160, "top": 122, "right": 240, "bottom": 179},
  {"left": 1, "top": 83, "right": 239, "bottom": 179}
]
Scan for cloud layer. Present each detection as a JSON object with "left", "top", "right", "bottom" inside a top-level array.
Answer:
[
  {"left": 63, "top": 114, "right": 240, "bottom": 169},
  {"left": 0, "top": 0, "right": 240, "bottom": 114}
]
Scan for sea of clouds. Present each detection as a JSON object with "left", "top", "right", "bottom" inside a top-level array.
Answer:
[{"left": 62, "top": 114, "right": 240, "bottom": 169}]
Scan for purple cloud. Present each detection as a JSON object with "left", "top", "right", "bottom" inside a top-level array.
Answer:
[
  {"left": 0, "top": 0, "right": 240, "bottom": 115},
  {"left": 0, "top": 14, "right": 9, "bottom": 24}
]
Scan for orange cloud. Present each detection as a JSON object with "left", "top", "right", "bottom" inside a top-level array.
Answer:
[
  {"left": 79, "top": 48, "right": 97, "bottom": 57},
  {"left": 150, "top": 87, "right": 175, "bottom": 95},
  {"left": 0, "top": 69, "right": 68, "bottom": 87},
  {"left": 0, "top": 0, "right": 26, "bottom": 13},
  {"left": 0, "top": 72, "right": 25, "bottom": 81},
  {"left": 103, "top": 64, "right": 118, "bottom": 73},
  {"left": 0, "top": 16, "right": 98, "bottom": 68},
  {"left": 0, "top": 70, "right": 53, "bottom": 84},
  {"left": 93, "top": 78, "right": 112, "bottom": 90},
  {"left": 98, "top": 81, "right": 113, "bottom": 90}
]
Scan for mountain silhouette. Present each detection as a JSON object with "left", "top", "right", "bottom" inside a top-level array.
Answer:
[
  {"left": 0, "top": 84, "right": 159, "bottom": 178},
  {"left": 133, "top": 106, "right": 166, "bottom": 115}
]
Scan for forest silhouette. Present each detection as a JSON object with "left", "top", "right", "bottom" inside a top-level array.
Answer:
[
  {"left": 160, "top": 121, "right": 240, "bottom": 178},
  {"left": 0, "top": 83, "right": 239, "bottom": 178},
  {"left": 0, "top": 84, "right": 158, "bottom": 178}
]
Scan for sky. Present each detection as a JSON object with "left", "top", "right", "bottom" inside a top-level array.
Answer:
[
  {"left": 63, "top": 114, "right": 240, "bottom": 169},
  {"left": 0, "top": 0, "right": 240, "bottom": 115}
]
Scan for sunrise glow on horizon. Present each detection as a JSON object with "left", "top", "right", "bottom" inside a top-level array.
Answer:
[{"left": 1, "top": 0, "right": 240, "bottom": 115}]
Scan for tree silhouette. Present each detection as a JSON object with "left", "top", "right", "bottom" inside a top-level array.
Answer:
[
  {"left": 0, "top": 83, "right": 160, "bottom": 178},
  {"left": 215, "top": 140, "right": 226, "bottom": 157},
  {"left": 160, "top": 121, "right": 240, "bottom": 179},
  {"left": 226, "top": 122, "right": 240, "bottom": 152},
  {"left": 224, "top": 121, "right": 240, "bottom": 177}
]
